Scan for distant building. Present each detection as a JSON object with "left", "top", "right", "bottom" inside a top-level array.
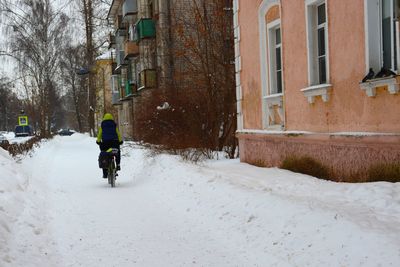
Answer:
[
  {"left": 94, "top": 52, "right": 118, "bottom": 128},
  {"left": 107, "top": 0, "right": 170, "bottom": 141},
  {"left": 234, "top": 0, "right": 400, "bottom": 181}
]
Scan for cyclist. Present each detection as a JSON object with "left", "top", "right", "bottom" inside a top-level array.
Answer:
[{"left": 96, "top": 113, "right": 123, "bottom": 178}]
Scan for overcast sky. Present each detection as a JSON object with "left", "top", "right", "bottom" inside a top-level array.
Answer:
[
  {"left": 0, "top": 0, "right": 111, "bottom": 92},
  {"left": 0, "top": 0, "right": 83, "bottom": 92}
]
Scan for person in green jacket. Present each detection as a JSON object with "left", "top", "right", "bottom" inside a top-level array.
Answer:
[{"left": 96, "top": 113, "right": 123, "bottom": 178}]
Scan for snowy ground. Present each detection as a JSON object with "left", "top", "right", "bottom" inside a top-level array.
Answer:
[{"left": 1, "top": 133, "right": 400, "bottom": 266}]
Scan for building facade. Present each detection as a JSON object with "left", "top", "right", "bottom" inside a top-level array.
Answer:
[
  {"left": 235, "top": 0, "right": 400, "bottom": 181},
  {"left": 107, "top": 0, "right": 178, "bottom": 141},
  {"left": 94, "top": 53, "right": 119, "bottom": 128},
  {"left": 107, "top": 0, "right": 236, "bottom": 146}
]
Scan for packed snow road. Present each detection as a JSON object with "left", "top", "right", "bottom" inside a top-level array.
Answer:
[{"left": 1, "top": 134, "right": 400, "bottom": 266}]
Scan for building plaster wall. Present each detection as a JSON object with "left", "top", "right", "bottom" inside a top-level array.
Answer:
[
  {"left": 238, "top": 0, "right": 400, "bottom": 133},
  {"left": 239, "top": 0, "right": 264, "bottom": 129},
  {"left": 239, "top": 133, "right": 400, "bottom": 182}
]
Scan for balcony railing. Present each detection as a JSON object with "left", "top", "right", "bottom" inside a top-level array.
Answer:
[
  {"left": 138, "top": 69, "right": 157, "bottom": 90},
  {"left": 124, "top": 82, "right": 137, "bottom": 98},
  {"left": 136, "top": 19, "right": 156, "bottom": 41},
  {"left": 108, "top": 33, "right": 116, "bottom": 49},
  {"left": 116, "top": 50, "right": 127, "bottom": 68},
  {"left": 124, "top": 40, "right": 139, "bottom": 59},
  {"left": 112, "top": 92, "right": 121, "bottom": 105},
  {"left": 110, "top": 75, "right": 122, "bottom": 105},
  {"left": 110, "top": 62, "right": 119, "bottom": 75},
  {"left": 116, "top": 15, "right": 126, "bottom": 30},
  {"left": 123, "top": 0, "right": 138, "bottom": 19}
]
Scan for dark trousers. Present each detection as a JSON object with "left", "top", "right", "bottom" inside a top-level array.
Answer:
[{"left": 99, "top": 140, "right": 121, "bottom": 177}]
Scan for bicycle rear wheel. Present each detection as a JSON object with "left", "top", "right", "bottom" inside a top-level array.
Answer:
[
  {"left": 107, "top": 167, "right": 112, "bottom": 184},
  {"left": 110, "top": 168, "right": 116, "bottom": 187},
  {"left": 110, "top": 158, "right": 116, "bottom": 187}
]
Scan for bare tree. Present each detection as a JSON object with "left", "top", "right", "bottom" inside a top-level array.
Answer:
[
  {"left": 0, "top": 0, "right": 69, "bottom": 137},
  {"left": 59, "top": 45, "right": 88, "bottom": 132},
  {"left": 172, "top": 0, "right": 237, "bottom": 157},
  {"left": 0, "top": 76, "right": 25, "bottom": 131},
  {"left": 138, "top": 0, "right": 236, "bottom": 157},
  {"left": 75, "top": 0, "right": 110, "bottom": 135}
]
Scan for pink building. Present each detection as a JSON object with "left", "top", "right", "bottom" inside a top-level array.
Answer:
[{"left": 234, "top": 0, "right": 400, "bottom": 181}]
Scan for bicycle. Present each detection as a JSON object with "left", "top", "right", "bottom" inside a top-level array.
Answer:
[{"left": 106, "top": 148, "right": 119, "bottom": 187}]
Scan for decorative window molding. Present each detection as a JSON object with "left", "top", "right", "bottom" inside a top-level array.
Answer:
[
  {"left": 359, "top": 77, "right": 399, "bottom": 97},
  {"left": 259, "top": 0, "right": 282, "bottom": 129},
  {"left": 301, "top": 83, "right": 332, "bottom": 103},
  {"left": 263, "top": 93, "right": 284, "bottom": 129}
]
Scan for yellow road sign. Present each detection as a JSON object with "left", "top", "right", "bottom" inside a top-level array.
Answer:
[{"left": 18, "top": 116, "right": 28, "bottom": 126}]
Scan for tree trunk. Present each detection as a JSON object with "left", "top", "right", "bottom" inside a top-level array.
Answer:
[{"left": 82, "top": 0, "right": 96, "bottom": 136}]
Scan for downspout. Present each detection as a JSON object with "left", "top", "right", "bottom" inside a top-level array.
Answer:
[{"left": 158, "top": 0, "right": 172, "bottom": 89}]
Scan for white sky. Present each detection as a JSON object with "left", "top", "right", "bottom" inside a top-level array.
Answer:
[{"left": 0, "top": 0, "right": 81, "bottom": 84}]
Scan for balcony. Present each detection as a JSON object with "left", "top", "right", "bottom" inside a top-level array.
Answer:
[
  {"left": 136, "top": 19, "right": 156, "bottom": 41},
  {"left": 112, "top": 92, "right": 121, "bottom": 105},
  {"left": 138, "top": 69, "right": 157, "bottom": 90},
  {"left": 124, "top": 40, "right": 139, "bottom": 59},
  {"left": 123, "top": 0, "right": 138, "bottom": 20},
  {"left": 116, "top": 15, "right": 126, "bottom": 30},
  {"left": 116, "top": 50, "right": 127, "bottom": 69},
  {"left": 111, "top": 62, "right": 121, "bottom": 75},
  {"left": 124, "top": 82, "right": 137, "bottom": 98},
  {"left": 110, "top": 75, "right": 121, "bottom": 105},
  {"left": 108, "top": 33, "right": 116, "bottom": 49}
]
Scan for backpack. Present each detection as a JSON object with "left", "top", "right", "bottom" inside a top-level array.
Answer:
[{"left": 98, "top": 151, "right": 110, "bottom": 169}]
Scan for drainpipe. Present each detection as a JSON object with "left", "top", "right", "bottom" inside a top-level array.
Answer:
[
  {"left": 158, "top": 0, "right": 171, "bottom": 89},
  {"left": 396, "top": 20, "right": 400, "bottom": 72}
]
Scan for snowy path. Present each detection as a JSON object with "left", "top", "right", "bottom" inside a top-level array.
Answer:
[{"left": 2, "top": 134, "right": 400, "bottom": 266}]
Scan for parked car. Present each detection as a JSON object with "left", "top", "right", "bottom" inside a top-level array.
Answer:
[
  {"left": 0, "top": 134, "right": 9, "bottom": 146},
  {"left": 15, "top": 125, "right": 33, "bottom": 137},
  {"left": 58, "top": 129, "right": 74, "bottom": 136}
]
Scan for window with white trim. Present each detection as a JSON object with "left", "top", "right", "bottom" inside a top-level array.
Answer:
[
  {"left": 263, "top": 18, "right": 284, "bottom": 129},
  {"left": 366, "top": 0, "right": 399, "bottom": 73},
  {"left": 306, "top": 0, "right": 328, "bottom": 85},
  {"left": 268, "top": 23, "right": 283, "bottom": 94}
]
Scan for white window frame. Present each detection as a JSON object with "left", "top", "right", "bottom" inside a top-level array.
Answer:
[
  {"left": 259, "top": 0, "right": 283, "bottom": 129},
  {"left": 267, "top": 19, "right": 284, "bottom": 95},
  {"left": 305, "top": 0, "right": 330, "bottom": 86},
  {"left": 365, "top": 0, "right": 399, "bottom": 74},
  {"left": 264, "top": 19, "right": 284, "bottom": 129}
]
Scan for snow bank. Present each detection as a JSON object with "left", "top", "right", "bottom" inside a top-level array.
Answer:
[
  {"left": 121, "top": 146, "right": 400, "bottom": 266},
  {"left": 1, "top": 134, "right": 400, "bottom": 266},
  {"left": 3, "top": 132, "right": 34, "bottom": 144},
  {"left": 0, "top": 148, "right": 27, "bottom": 264}
]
